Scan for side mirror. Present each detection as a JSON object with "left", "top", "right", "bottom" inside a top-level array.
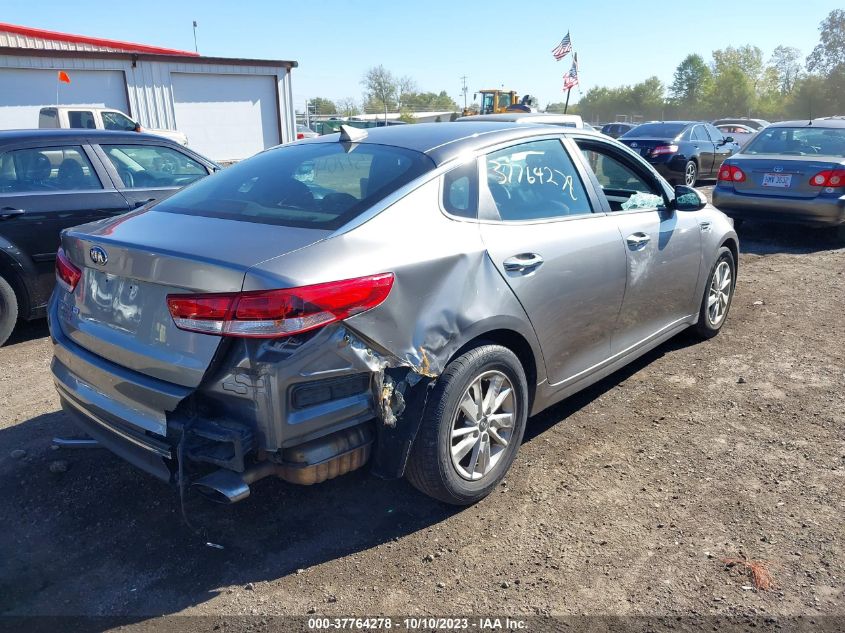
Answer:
[
  {"left": 134, "top": 122, "right": 142, "bottom": 133},
  {"left": 672, "top": 185, "right": 706, "bottom": 211},
  {"left": 723, "top": 136, "right": 735, "bottom": 144}
]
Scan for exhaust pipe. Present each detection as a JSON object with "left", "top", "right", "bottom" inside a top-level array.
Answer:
[{"left": 191, "top": 424, "right": 373, "bottom": 504}]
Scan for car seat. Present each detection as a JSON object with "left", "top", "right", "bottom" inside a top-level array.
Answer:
[{"left": 57, "top": 159, "right": 88, "bottom": 190}]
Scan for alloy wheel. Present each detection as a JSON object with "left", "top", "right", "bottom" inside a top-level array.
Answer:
[
  {"left": 449, "top": 370, "right": 516, "bottom": 481},
  {"left": 707, "top": 260, "right": 732, "bottom": 327},
  {"left": 685, "top": 162, "right": 697, "bottom": 187}
]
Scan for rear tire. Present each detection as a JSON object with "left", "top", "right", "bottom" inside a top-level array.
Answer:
[
  {"left": 684, "top": 160, "right": 698, "bottom": 187},
  {"left": 0, "top": 276, "right": 19, "bottom": 347},
  {"left": 693, "top": 246, "right": 735, "bottom": 339},
  {"left": 405, "top": 344, "right": 528, "bottom": 505}
]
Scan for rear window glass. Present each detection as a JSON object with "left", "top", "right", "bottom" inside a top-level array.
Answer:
[
  {"left": 743, "top": 127, "right": 845, "bottom": 157},
  {"left": 155, "top": 142, "right": 435, "bottom": 229},
  {"left": 621, "top": 123, "right": 686, "bottom": 139}
]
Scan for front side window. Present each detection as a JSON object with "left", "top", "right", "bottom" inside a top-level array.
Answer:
[
  {"left": 483, "top": 139, "right": 592, "bottom": 221},
  {"left": 691, "top": 126, "right": 707, "bottom": 142},
  {"left": 705, "top": 124, "right": 725, "bottom": 143},
  {"left": 154, "top": 142, "right": 435, "bottom": 229},
  {"left": 101, "top": 111, "right": 137, "bottom": 131},
  {"left": 577, "top": 140, "right": 664, "bottom": 212},
  {"left": 68, "top": 111, "right": 96, "bottom": 129},
  {"left": 102, "top": 144, "right": 208, "bottom": 189},
  {"left": 0, "top": 146, "right": 101, "bottom": 193}
]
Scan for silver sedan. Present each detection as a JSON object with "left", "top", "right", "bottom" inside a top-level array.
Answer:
[{"left": 49, "top": 122, "right": 738, "bottom": 506}]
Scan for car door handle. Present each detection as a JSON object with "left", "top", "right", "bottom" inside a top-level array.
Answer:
[
  {"left": 131, "top": 198, "right": 156, "bottom": 209},
  {"left": 0, "top": 207, "right": 25, "bottom": 220},
  {"left": 626, "top": 232, "right": 651, "bottom": 248},
  {"left": 503, "top": 253, "right": 544, "bottom": 273}
]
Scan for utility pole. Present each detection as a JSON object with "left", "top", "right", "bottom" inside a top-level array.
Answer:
[
  {"left": 460, "top": 75, "right": 468, "bottom": 110},
  {"left": 192, "top": 21, "right": 198, "bottom": 53}
]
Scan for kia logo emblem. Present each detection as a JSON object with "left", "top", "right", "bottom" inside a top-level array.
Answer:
[{"left": 89, "top": 246, "right": 108, "bottom": 266}]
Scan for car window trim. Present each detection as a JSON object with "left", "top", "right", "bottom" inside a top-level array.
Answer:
[{"left": 437, "top": 157, "right": 481, "bottom": 222}]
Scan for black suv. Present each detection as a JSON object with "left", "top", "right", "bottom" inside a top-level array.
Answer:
[{"left": 0, "top": 129, "right": 218, "bottom": 345}]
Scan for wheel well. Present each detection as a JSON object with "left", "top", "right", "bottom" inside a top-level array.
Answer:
[
  {"left": 721, "top": 237, "right": 739, "bottom": 276},
  {"left": 452, "top": 329, "right": 538, "bottom": 411}
]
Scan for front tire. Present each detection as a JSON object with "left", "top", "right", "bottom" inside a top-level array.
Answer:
[
  {"left": 693, "top": 246, "right": 735, "bottom": 339},
  {"left": 405, "top": 345, "right": 528, "bottom": 505},
  {"left": 0, "top": 275, "right": 19, "bottom": 347}
]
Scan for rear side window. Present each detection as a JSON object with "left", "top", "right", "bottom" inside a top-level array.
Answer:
[
  {"left": 442, "top": 160, "right": 478, "bottom": 219},
  {"left": 483, "top": 139, "right": 592, "bottom": 221},
  {"left": 155, "top": 142, "right": 435, "bottom": 229},
  {"left": 68, "top": 111, "right": 96, "bottom": 129},
  {"left": 0, "top": 146, "right": 101, "bottom": 193},
  {"left": 101, "top": 144, "right": 208, "bottom": 189}
]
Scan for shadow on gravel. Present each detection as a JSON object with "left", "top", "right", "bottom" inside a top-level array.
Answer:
[
  {"left": 735, "top": 221, "right": 844, "bottom": 255},
  {"left": 5, "top": 319, "right": 49, "bottom": 346},
  {"left": 0, "top": 329, "right": 706, "bottom": 618}
]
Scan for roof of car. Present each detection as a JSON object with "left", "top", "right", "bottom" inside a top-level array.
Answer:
[
  {"left": 767, "top": 118, "right": 845, "bottom": 129},
  {"left": 299, "top": 121, "right": 605, "bottom": 165},
  {"left": 0, "top": 129, "right": 180, "bottom": 142},
  {"left": 458, "top": 113, "right": 582, "bottom": 123}
]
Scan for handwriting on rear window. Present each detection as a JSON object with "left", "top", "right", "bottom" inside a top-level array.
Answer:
[{"left": 488, "top": 158, "right": 578, "bottom": 201}]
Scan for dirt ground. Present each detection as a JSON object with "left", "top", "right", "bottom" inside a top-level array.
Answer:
[{"left": 1, "top": 191, "right": 843, "bottom": 628}]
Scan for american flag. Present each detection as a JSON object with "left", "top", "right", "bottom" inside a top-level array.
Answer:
[
  {"left": 563, "top": 54, "right": 579, "bottom": 90},
  {"left": 551, "top": 32, "right": 572, "bottom": 61}
]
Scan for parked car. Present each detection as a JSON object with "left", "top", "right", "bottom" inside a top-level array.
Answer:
[
  {"left": 619, "top": 121, "right": 740, "bottom": 186},
  {"left": 39, "top": 107, "right": 189, "bottom": 146},
  {"left": 458, "top": 112, "right": 595, "bottom": 130},
  {"left": 715, "top": 123, "right": 758, "bottom": 148},
  {"left": 712, "top": 118, "right": 770, "bottom": 132},
  {"left": 49, "top": 122, "right": 737, "bottom": 506},
  {"left": 296, "top": 124, "right": 319, "bottom": 140},
  {"left": 601, "top": 122, "right": 638, "bottom": 138},
  {"left": 0, "top": 129, "right": 218, "bottom": 345},
  {"left": 712, "top": 118, "right": 845, "bottom": 227}
]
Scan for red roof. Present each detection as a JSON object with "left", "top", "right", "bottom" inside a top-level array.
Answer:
[{"left": 0, "top": 22, "right": 199, "bottom": 57}]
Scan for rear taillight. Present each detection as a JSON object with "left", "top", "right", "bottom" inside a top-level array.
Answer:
[
  {"left": 718, "top": 164, "right": 746, "bottom": 183},
  {"left": 809, "top": 169, "right": 845, "bottom": 187},
  {"left": 650, "top": 144, "right": 678, "bottom": 156},
  {"left": 296, "top": 132, "right": 305, "bottom": 140},
  {"left": 55, "top": 247, "right": 81, "bottom": 292},
  {"left": 166, "top": 273, "right": 394, "bottom": 338}
]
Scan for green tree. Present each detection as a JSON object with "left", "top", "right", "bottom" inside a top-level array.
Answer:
[
  {"left": 336, "top": 97, "right": 360, "bottom": 117},
  {"left": 669, "top": 54, "right": 712, "bottom": 109},
  {"left": 706, "top": 66, "right": 755, "bottom": 117},
  {"left": 309, "top": 97, "right": 337, "bottom": 115},
  {"left": 769, "top": 45, "right": 803, "bottom": 93},
  {"left": 361, "top": 65, "right": 397, "bottom": 119},
  {"left": 712, "top": 45, "right": 764, "bottom": 92},
  {"left": 806, "top": 9, "right": 845, "bottom": 74}
]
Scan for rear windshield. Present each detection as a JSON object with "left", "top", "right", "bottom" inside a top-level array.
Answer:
[
  {"left": 621, "top": 123, "right": 686, "bottom": 139},
  {"left": 154, "top": 142, "right": 435, "bottom": 229},
  {"left": 743, "top": 127, "right": 845, "bottom": 157}
]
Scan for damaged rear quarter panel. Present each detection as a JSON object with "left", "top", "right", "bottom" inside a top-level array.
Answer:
[{"left": 241, "top": 177, "right": 548, "bottom": 386}]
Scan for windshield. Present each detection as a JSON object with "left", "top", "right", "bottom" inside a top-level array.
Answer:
[
  {"left": 742, "top": 127, "right": 845, "bottom": 157},
  {"left": 621, "top": 123, "right": 686, "bottom": 139},
  {"left": 154, "top": 142, "right": 435, "bottom": 229}
]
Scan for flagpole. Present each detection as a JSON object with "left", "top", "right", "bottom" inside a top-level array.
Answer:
[{"left": 564, "top": 88, "right": 571, "bottom": 114}]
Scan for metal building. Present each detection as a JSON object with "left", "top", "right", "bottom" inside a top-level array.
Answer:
[{"left": 0, "top": 22, "right": 297, "bottom": 161}]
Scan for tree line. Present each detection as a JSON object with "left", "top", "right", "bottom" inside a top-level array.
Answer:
[{"left": 553, "top": 9, "right": 844, "bottom": 123}]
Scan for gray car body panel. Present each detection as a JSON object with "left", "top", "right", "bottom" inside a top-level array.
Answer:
[{"left": 48, "top": 121, "right": 738, "bottom": 483}]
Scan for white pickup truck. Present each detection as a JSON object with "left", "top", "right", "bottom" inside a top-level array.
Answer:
[{"left": 38, "top": 107, "right": 188, "bottom": 146}]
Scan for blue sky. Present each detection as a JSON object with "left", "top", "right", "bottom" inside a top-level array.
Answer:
[{"left": 3, "top": 0, "right": 841, "bottom": 111}]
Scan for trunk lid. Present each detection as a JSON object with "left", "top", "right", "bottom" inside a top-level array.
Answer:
[
  {"left": 58, "top": 208, "right": 331, "bottom": 387},
  {"left": 729, "top": 155, "right": 843, "bottom": 199}
]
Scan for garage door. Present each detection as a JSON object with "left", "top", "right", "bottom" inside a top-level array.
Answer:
[
  {"left": 0, "top": 68, "right": 128, "bottom": 130},
  {"left": 171, "top": 73, "right": 280, "bottom": 162}
]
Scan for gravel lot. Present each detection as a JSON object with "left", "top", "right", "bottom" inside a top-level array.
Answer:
[{"left": 1, "top": 190, "right": 843, "bottom": 627}]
